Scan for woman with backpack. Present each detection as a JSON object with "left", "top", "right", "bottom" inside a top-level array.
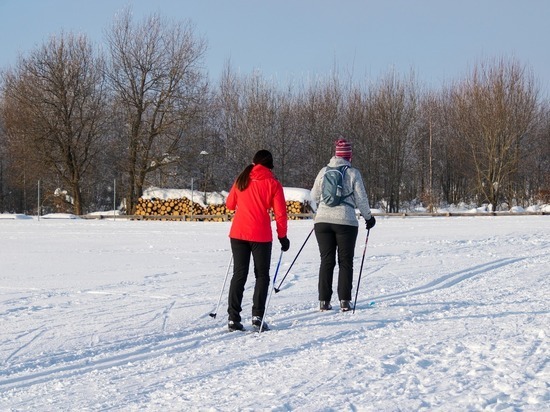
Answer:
[
  {"left": 310, "top": 139, "right": 376, "bottom": 312},
  {"left": 225, "top": 150, "right": 290, "bottom": 332}
]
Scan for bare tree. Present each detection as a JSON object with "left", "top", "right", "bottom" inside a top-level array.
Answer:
[
  {"left": 449, "top": 58, "right": 539, "bottom": 211},
  {"left": 414, "top": 91, "right": 437, "bottom": 210},
  {"left": 342, "top": 84, "right": 380, "bottom": 205},
  {"left": 432, "top": 89, "right": 474, "bottom": 206},
  {"left": 1, "top": 33, "right": 107, "bottom": 214},
  {"left": 368, "top": 71, "right": 418, "bottom": 212},
  {"left": 295, "top": 74, "right": 344, "bottom": 187},
  {"left": 271, "top": 86, "right": 303, "bottom": 186},
  {"left": 105, "top": 9, "right": 207, "bottom": 213},
  {"left": 215, "top": 65, "right": 256, "bottom": 187},
  {"left": 518, "top": 101, "right": 550, "bottom": 206},
  {"left": 215, "top": 67, "right": 295, "bottom": 186}
]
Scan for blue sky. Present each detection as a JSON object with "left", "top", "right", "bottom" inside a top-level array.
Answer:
[{"left": 1, "top": 0, "right": 549, "bottom": 94}]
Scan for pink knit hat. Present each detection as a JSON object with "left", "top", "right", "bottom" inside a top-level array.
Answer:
[{"left": 335, "top": 139, "right": 352, "bottom": 161}]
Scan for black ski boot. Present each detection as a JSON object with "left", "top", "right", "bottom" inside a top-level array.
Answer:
[
  {"left": 228, "top": 320, "right": 245, "bottom": 332},
  {"left": 340, "top": 300, "right": 351, "bottom": 312},
  {"left": 319, "top": 301, "right": 332, "bottom": 311},
  {"left": 252, "top": 316, "right": 270, "bottom": 332}
]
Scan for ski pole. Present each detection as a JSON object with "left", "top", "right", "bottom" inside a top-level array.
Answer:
[
  {"left": 209, "top": 255, "right": 233, "bottom": 319},
  {"left": 259, "top": 249, "right": 283, "bottom": 333},
  {"left": 352, "top": 229, "right": 370, "bottom": 314},
  {"left": 274, "top": 227, "right": 314, "bottom": 293}
]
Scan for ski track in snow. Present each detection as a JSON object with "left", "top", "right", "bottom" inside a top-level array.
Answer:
[{"left": 0, "top": 216, "right": 549, "bottom": 411}]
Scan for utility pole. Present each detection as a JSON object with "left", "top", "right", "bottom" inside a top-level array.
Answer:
[{"left": 429, "top": 116, "right": 434, "bottom": 213}]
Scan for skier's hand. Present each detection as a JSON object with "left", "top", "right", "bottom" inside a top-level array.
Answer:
[
  {"left": 278, "top": 236, "right": 290, "bottom": 252},
  {"left": 365, "top": 216, "right": 376, "bottom": 230}
]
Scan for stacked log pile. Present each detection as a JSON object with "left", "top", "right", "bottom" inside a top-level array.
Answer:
[
  {"left": 134, "top": 197, "right": 231, "bottom": 221},
  {"left": 134, "top": 197, "right": 312, "bottom": 220},
  {"left": 286, "top": 199, "right": 313, "bottom": 220}
]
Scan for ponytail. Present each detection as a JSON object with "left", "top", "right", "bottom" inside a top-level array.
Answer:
[
  {"left": 235, "top": 164, "right": 254, "bottom": 191},
  {"left": 234, "top": 150, "right": 273, "bottom": 191}
]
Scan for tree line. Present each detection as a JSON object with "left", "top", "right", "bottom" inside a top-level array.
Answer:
[{"left": 1, "top": 10, "right": 548, "bottom": 215}]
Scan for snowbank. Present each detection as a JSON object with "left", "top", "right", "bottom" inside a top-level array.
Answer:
[
  {"left": 140, "top": 186, "right": 314, "bottom": 209},
  {"left": 0, "top": 213, "right": 33, "bottom": 220},
  {"left": 40, "top": 213, "right": 81, "bottom": 219}
]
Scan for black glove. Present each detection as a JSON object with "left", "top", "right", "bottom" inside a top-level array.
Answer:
[
  {"left": 278, "top": 236, "right": 290, "bottom": 251},
  {"left": 365, "top": 216, "right": 376, "bottom": 230}
]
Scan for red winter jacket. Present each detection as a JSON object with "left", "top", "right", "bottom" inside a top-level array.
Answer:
[{"left": 226, "top": 164, "right": 288, "bottom": 242}]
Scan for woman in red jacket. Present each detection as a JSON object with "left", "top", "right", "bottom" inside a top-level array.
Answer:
[{"left": 226, "top": 150, "right": 290, "bottom": 332}]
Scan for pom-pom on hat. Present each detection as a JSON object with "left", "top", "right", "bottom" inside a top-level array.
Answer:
[
  {"left": 335, "top": 139, "right": 352, "bottom": 161},
  {"left": 253, "top": 149, "right": 274, "bottom": 169}
]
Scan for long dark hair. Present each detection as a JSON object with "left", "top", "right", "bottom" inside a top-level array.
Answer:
[{"left": 235, "top": 150, "right": 274, "bottom": 191}]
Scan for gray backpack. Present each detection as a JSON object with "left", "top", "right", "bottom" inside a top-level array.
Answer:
[{"left": 321, "top": 165, "right": 353, "bottom": 207}]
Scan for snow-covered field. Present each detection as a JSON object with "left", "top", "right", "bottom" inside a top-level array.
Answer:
[{"left": 0, "top": 215, "right": 548, "bottom": 411}]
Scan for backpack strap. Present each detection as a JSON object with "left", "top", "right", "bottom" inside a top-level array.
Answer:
[{"left": 336, "top": 165, "right": 355, "bottom": 208}]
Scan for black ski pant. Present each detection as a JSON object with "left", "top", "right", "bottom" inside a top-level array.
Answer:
[
  {"left": 314, "top": 222, "right": 358, "bottom": 302},
  {"left": 227, "top": 238, "right": 272, "bottom": 323}
]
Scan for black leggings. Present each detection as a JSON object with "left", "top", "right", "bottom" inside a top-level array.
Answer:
[
  {"left": 227, "top": 238, "right": 272, "bottom": 322},
  {"left": 314, "top": 223, "right": 358, "bottom": 302}
]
